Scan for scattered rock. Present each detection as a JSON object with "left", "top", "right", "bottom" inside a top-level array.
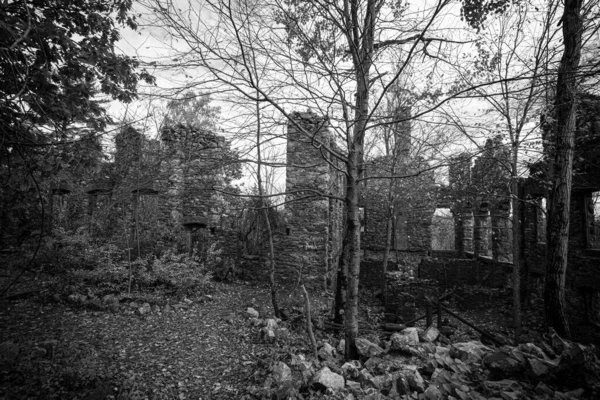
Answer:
[
  {"left": 483, "top": 350, "right": 526, "bottom": 379},
  {"left": 264, "top": 319, "right": 278, "bottom": 330},
  {"left": 518, "top": 343, "right": 546, "bottom": 359},
  {"left": 163, "top": 304, "right": 172, "bottom": 313},
  {"left": 102, "top": 294, "right": 118, "bottom": 305},
  {"left": 346, "top": 380, "right": 361, "bottom": 391},
  {"left": 136, "top": 303, "right": 151, "bottom": 316},
  {"left": 275, "top": 327, "right": 289, "bottom": 340},
  {"left": 246, "top": 307, "right": 259, "bottom": 318},
  {"left": 151, "top": 304, "right": 160, "bottom": 313},
  {"left": 337, "top": 339, "right": 345, "bottom": 354},
  {"left": 451, "top": 341, "right": 492, "bottom": 363},
  {"left": 555, "top": 388, "right": 585, "bottom": 399},
  {"left": 341, "top": 361, "right": 362, "bottom": 379},
  {"left": 358, "top": 368, "right": 374, "bottom": 386},
  {"left": 420, "top": 326, "right": 440, "bottom": 342},
  {"left": 390, "top": 329, "right": 418, "bottom": 350},
  {"left": 364, "top": 356, "right": 405, "bottom": 375},
  {"left": 401, "top": 365, "right": 425, "bottom": 393},
  {"left": 424, "top": 384, "right": 443, "bottom": 399},
  {"left": 438, "top": 326, "right": 455, "bottom": 337},
  {"left": 248, "top": 317, "right": 262, "bottom": 327},
  {"left": 129, "top": 301, "right": 139, "bottom": 309},
  {"left": 318, "top": 343, "right": 336, "bottom": 360},
  {"left": 68, "top": 294, "right": 87, "bottom": 304},
  {"left": 369, "top": 374, "right": 396, "bottom": 395},
  {"left": 534, "top": 382, "right": 554, "bottom": 396},
  {"left": 312, "top": 367, "right": 345, "bottom": 391},
  {"left": 526, "top": 355, "right": 558, "bottom": 379},
  {"left": 482, "top": 379, "right": 522, "bottom": 398},
  {"left": 260, "top": 328, "right": 276, "bottom": 343},
  {"left": 272, "top": 361, "right": 292, "bottom": 384},
  {"left": 183, "top": 298, "right": 193, "bottom": 305},
  {"left": 356, "top": 338, "right": 384, "bottom": 358}
]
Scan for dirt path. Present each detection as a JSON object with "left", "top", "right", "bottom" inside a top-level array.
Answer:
[{"left": 0, "top": 281, "right": 275, "bottom": 399}]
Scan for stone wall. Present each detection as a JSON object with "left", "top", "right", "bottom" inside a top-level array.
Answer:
[
  {"left": 270, "top": 111, "right": 345, "bottom": 288},
  {"left": 418, "top": 256, "right": 508, "bottom": 289}
]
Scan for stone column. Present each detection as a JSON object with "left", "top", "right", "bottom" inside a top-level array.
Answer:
[
  {"left": 473, "top": 204, "right": 490, "bottom": 258},
  {"left": 453, "top": 207, "right": 473, "bottom": 256},
  {"left": 491, "top": 201, "right": 512, "bottom": 262}
]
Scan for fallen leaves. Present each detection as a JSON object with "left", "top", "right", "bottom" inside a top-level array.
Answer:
[{"left": 0, "top": 282, "right": 276, "bottom": 399}]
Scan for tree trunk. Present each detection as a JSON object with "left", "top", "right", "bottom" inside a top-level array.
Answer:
[
  {"left": 511, "top": 150, "right": 521, "bottom": 344},
  {"left": 344, "top": 154, "right": 361, "bottom": 360},
  {"left": 382, "top": 208, "right": 393, "bottom": 305},
  {"left": 256, "top": 92, "right": 279, "bottom": 318},
  {"left": 545, "top": 0, "right": 582, "bottom": 339},
  {"left": 333, "top": 216, "right": 348, "bottom": 324}
]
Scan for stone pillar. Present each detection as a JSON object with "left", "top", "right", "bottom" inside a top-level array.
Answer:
[
  {"left": 452, "top": 207, "right": 473, "bottom": 256},
  {"left": 473, "top": 204, "right": 490, "bottom": 257},
  {"left": 491, "top": 201, "right": 512, "bottom": 262},
  {"left": 279, "top": 111, "right": 333, "bottom": 285}
]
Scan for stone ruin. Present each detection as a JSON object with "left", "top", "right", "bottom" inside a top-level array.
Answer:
[{"left": 47, "top": 97, "right": 600, "bottom": 331}]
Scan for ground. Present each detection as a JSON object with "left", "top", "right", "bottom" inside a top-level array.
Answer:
[{"left": 0, "top": 277, "right": 279, "bottom": 399}]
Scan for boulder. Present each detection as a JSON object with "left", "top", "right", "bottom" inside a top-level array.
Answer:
[
  {"left": 346, "top": 380, "right": 361, "bottom": 391},
  {"left": 483, "top": 350, "right": 526, "bottom": 379},
  {"left": 420, "top": 326, "right": 440, "bottom": 342},
  {"left": 369, "top": 374, "right": 396, "bottom": 395},
  {"left": 312, "top": 367, "right": 345, "bottom": 390},
  {"left": 272, "top": 361, "right": 292, "bottom": 384},
  {"left": 401, "top": 365, "right": 425, "bottom": 393},
  {"left": 526, "top": 355, "right": 558, "bottom": 379},
  {"left": 246, "top": 307, "right": 259, "bottom": 318},
  {"left": 318, "top": 343, "right": 336, "bottom": 360},
  {"left": 358, "top": 368, "right": 374, "bottom": 386},
  {"left": 337, "top": 339, "right": 346, "bottom": 354},
  {"left": 424, "top": 384, "right": 443, "bottom": 399},
  {"left": 163, "top": 304, "right": 172, "bottom": 313},
  {"left": 136, "top": 303, "right": 151, "bottom": 316},
  {"left": 260, "top": 328, "right": 276, "bottom": 343},
  {"left": 356, "top": 338, "right": 385, "bottom": 358},
  {"left": 265, "top": 319, "right": 278, "bottom": 330},
  {"left": 151, "top": 305, "right": 160, "bottom": 313},
  {"left": 518, "top": 343, "right": 546, "bottom": 359},
  {"left": 451, "top": 341, "right": 492, "bottom": 364},
  {"left": 341, "top": 360, "right": 362, "bottom": 379},
  {"left": 390, "top": 329, "right": 418, "bottom": 350}
]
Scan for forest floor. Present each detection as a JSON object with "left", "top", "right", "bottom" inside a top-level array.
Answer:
[
  {"left": 0, "top": 274, "right": 286, "bottom": 400},
  {"left": 1, "top": 268, "right": 597, "bottom": 400}
]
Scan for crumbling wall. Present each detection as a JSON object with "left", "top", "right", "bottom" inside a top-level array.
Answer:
[{"left": 271, "top": 111, "right": 344, "bottom": 288}]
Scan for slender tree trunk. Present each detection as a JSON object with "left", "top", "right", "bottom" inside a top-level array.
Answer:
[
  {"left": 382, "top": 208, "right": 393, "bottom": 305},
  {"left": 255, "top": 91, "right": 279, "bottom": 318},
  {"left": 511, "top": 150, "right": 521, "bottom": 344},
  {"left": 344, "top": 154, "right": 362, "bottom": 360},
  {"left": 333, "top": 216, "right": 348, "bottom": 324},
  {"left": 342, "top": 0, "right": 377, "bottom": 361},
  {"left": 545, "top": 0, "right": 582, "bottom": 339}
]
